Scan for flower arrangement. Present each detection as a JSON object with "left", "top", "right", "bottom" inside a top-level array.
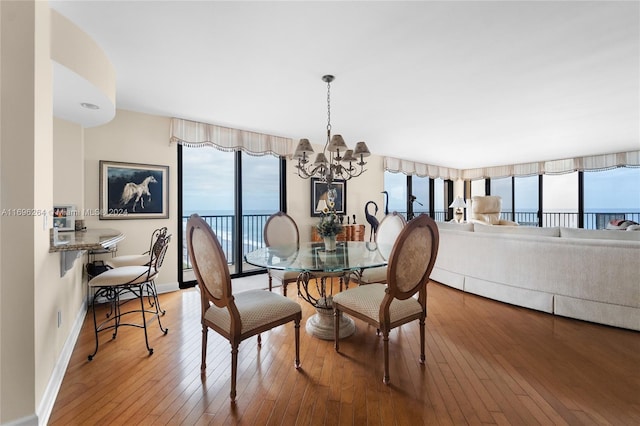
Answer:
[{"left": 316, "top": 201, "right": 343, "bottom": 237}]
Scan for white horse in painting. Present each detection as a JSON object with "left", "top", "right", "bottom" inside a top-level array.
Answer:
[{"left": 120, "top": 176, "right": 157, "bottom": 212}]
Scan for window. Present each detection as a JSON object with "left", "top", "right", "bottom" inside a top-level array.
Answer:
[
  {"left": 542, "top": 172, "right": 578, "bottom": 227},
  {"left": 384, "top": 171, "right": 407, "bottom": 218},
  {"left": 433, "top": 178, "right": 445, "bottom": 221},
  {"left": 514, "top": 175, "right": 539, "bottom": 226},
  {"left": 181, "top": 146, "right": 235, "bottom": 280},
  {"left": 411, "top": 176, "right": 430, "bottom": 216},
  {"left": 491, "top": 177, "right": 513, "bottom": 221},
  {"left": 471, "top": 179, "right": 486, "bottom": 197},
  {"left": 180, "top": 146, "right": 282, "bottom": 284},
  {"left": 241, "top": 154, "right": 281, "bottom": 271},
  {"left": 583, "top": 167, "right": 640, "bottom": 229}
]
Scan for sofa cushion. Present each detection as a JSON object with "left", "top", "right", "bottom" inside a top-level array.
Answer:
[
  {"left": 437, "top": 221, "right": 474, "bottom": 232},
  {"left": 474, "top": 223, "right": 560, "bottom": 237},
  {"left": 560, "top": 227, "right": 640, "bottom": 241}
]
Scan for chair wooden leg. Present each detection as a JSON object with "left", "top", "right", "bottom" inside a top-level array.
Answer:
[
  {"left": 230, "top": 342, "right": 239, "bottom": 402},
  {"left": 419, "top": 317, "right": 426, "bottom": 364},
  {"left": 382, "top": 331, "right": 390, "bottom": 385},
  {"left": 283, "top": 281, "right": 288, "bottom": 297},
  {"left": 201, "top": 326, "right": 208, "bottom": 372},
  {"left": 268, "top": 274, "right": 273, "bottom": 292},
  {"left": 294, "top": 317, "right": 301, "bottom": 369},
  {"left": 257, "top": 334, "right": 262, "bottom": 347}
]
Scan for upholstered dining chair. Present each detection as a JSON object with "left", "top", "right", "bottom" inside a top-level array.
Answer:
[
  {"left": 87, "top": 228, "right": 171, "bottom": 360},
  {"left": 358, "top": 211, "right": 407, "bottom": 285},
  {"left": 263, "top": 212, "right": 300, "bottom": 295},
  {"left": 333, "top": 214, "right": 439, "bottom": 384},
  {"left": 186, "top": 214, "right": 302, "bottom": 402}
]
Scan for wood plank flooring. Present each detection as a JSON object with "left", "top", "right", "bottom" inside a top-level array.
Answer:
[{"left": 48, "top": 278, "right": 640, "bottom": 425}]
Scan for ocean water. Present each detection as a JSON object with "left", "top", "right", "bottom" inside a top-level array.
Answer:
[{"left": 182, "top": 209, "right": 276, "bottom": 266}]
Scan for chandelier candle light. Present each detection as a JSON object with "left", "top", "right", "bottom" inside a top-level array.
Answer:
[{"left": 293, "top": 75, "right": 371, "bottom": 185}]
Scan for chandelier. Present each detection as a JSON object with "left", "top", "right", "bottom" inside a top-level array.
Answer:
[{"left": 293, "top": 75, "right": 370, "bottom": 184}]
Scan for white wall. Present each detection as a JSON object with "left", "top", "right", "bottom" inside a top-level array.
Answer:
[
  {"left": 83, "top": 109, "right": 178, "bottom": 289},
  {"left": 0, "top": 1, "right": 54, "bottom": 423}
]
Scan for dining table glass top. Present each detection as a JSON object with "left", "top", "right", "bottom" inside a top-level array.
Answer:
[{"left": 244, "top": 241, "right": 393, "bottom": 273}]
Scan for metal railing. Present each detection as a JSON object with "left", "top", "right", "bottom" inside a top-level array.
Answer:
[
  {"left": 395, "top": 210, "right": 639, "bottom": 228},
  {"left": 503, "top": 211, "right": 640, "bottom": 229},
  {"left": 182, "top": 213, "right": 270, "bottom": 269}
]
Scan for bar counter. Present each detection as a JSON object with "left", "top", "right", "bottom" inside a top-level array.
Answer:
[
  {"left": 50, "top": 228, "right": 124, "bottom": 276},
  {"left": 49, "top": 228, "right": 124, "bottom": 253}
]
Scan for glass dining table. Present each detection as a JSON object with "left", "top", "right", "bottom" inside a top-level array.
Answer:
[{"left": 245, "top": 241, "right": 392, "bottom": 340}]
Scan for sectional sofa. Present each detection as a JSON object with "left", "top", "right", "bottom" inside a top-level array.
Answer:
[{"left": 431, "top": 221, "right": 640, "bottom": 331}]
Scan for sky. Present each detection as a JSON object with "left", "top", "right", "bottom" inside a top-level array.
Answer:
[{"left": 182, "top": 146, "right": 279, "bottom": 214}]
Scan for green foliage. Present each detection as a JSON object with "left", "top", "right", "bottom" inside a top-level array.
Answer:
[{"left": 317, "top": 211, "right": 343, "bottom": 237}]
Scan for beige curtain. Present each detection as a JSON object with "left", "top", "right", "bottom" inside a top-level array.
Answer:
[
  {"left": 385, "top": 150, "right": 640, "bottom": 180},
  {"left": 383, "top": 157, "right": 461, "bottom": 180},
  {"left": 169, "top": 117, "right": 294, "bottom": 157}
]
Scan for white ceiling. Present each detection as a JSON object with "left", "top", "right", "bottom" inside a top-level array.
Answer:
[{"left": 49, "top": 0, "right": 639, "bottom": 170}]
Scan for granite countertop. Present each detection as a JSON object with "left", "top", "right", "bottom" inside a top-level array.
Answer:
[{"left": 49, "top": 228, "right": 125, "bottom": 253}]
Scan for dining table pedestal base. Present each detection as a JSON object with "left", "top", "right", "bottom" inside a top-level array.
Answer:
[{"left": 306, "top": 305, "right": 355, "bottom": 340}]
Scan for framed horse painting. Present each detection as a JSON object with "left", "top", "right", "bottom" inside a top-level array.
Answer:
[{"left": 99, "top": 161, "right": 169, "bottom": 219}]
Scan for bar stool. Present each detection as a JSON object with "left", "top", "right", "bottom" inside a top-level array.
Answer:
[{"left": 87, "top": 229, "right": 171, "bottom": 360}]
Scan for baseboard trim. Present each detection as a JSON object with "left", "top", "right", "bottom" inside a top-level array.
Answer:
[
  {"left": 37, "top": 299, "right": 88, "bottom": 426},
  {"left": 2, "top": 413, "right": 38, "bottom": 426}
]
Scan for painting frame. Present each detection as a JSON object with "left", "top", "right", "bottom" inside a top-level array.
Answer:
[
  {"left": 99, "top": 160, "right": 169, "bottom": 220},
  {"left": 310, "top": 178, "right": 347, "bottom": 217}
]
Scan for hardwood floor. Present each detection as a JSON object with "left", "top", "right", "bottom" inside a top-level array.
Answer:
[{"left": 49, "top": 278, "right": 640, "bottom": 425}]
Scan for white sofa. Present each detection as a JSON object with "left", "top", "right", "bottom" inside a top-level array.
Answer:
[{"left": 431, "top": 221, "right": 640, "bottom": 331}]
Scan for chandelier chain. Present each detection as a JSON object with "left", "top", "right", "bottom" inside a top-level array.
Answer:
[{"left": 326, "top": 79, "right": 331, "bottom": 133}]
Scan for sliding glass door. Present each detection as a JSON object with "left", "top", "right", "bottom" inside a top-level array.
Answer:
[
  {"left": 241, "top": 154, "right": 280, "bottom": 272},
  {"left": 180, "top": 145, "right": 282, "bottom": 285}
]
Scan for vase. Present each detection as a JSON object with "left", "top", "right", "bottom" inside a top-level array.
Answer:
[{"left": 323, "top": 236, "right": 336, "bottom": 251}]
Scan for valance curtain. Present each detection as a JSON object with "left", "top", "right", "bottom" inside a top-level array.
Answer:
[
  {"left": 383, "top": 157, "right": 461, "bottom": 180},
  {"left": 385, "top": 150, "right": 640, "bottom": 181},
  {"left": 169, "top": 117, "right": 294, "bottom": 157}
]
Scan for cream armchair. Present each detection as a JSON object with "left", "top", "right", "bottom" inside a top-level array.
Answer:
[{"left": 469, "top": 196, "right": 518, "bottom": 226}]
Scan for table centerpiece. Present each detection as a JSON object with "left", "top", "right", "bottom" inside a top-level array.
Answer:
[{"left": 316, "top": 201, "right": 343, "bottom": 251}]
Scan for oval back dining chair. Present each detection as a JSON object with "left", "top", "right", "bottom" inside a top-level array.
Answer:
[
  {"left": 263, "top": 212, "right": 300, "bottom": 295},
  {"left": 333, "top": 214, "right": 439, "bottom": 384},
  {"left": 359, "top": 211, "right": 407, "bottom": 285},
  {"left": 186, "top": 214, "right": 302, "bottom": 402}
]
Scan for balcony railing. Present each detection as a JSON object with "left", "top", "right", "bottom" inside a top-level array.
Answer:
[
  {"left": 503, "top": 211, "right": 640, "bottom": 228},
  {"left": 182, "top": 214, "right": 270, "bottom": 269},
  {"left": 182, "top": 211, "right": 639, "bottom": 270}
]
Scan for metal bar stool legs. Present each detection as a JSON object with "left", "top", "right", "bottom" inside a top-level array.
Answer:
[{"left": 88, "top": 283, "right": 168, "bottom": 361}]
